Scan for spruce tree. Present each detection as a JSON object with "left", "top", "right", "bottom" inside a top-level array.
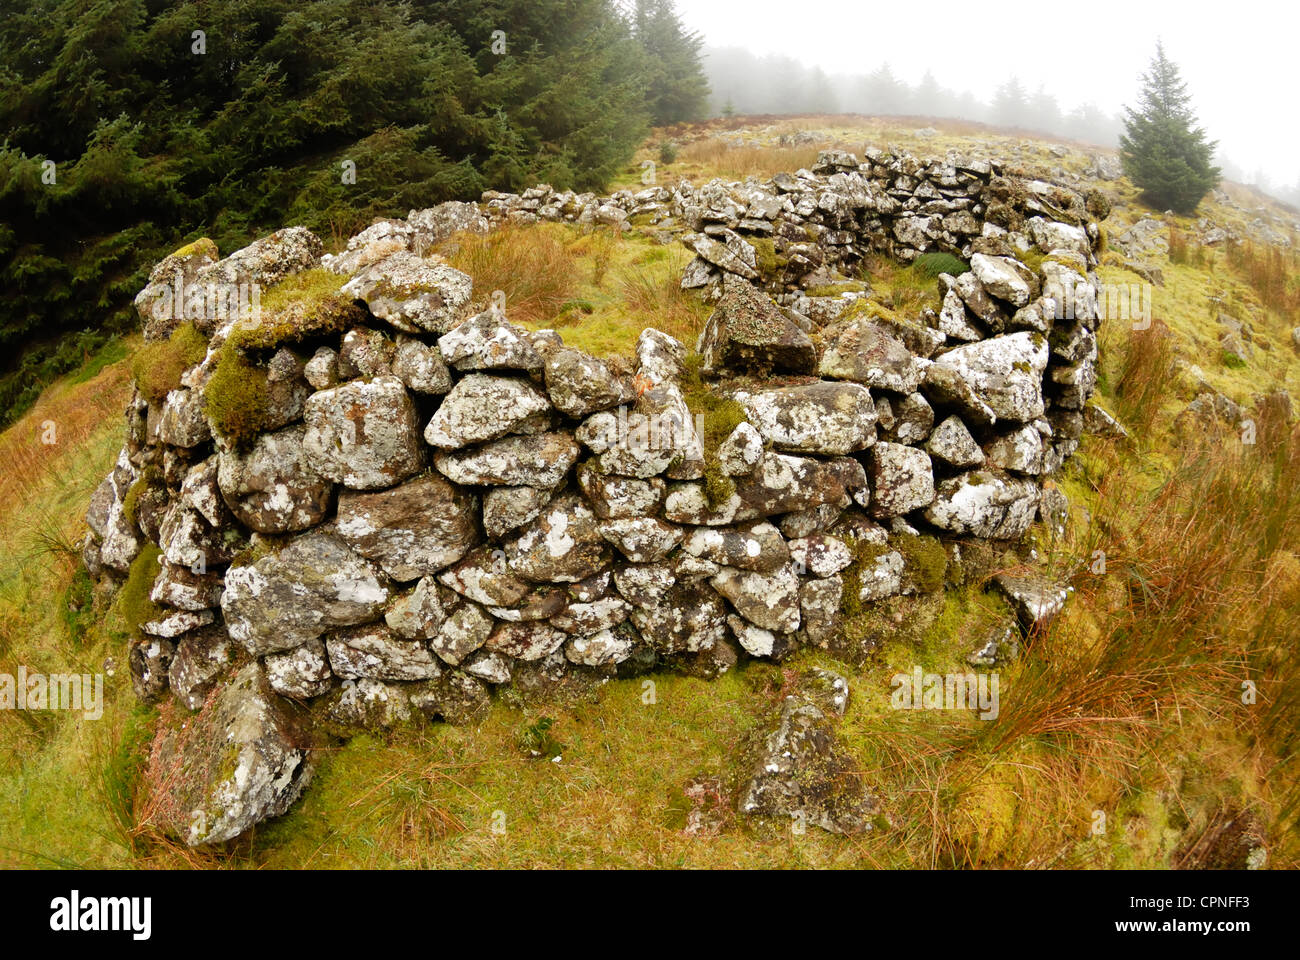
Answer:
[
  {"left": 633, "top": 0, "right": 710, "bottom": 125},
  {"left": 1119, "top": 42, "right": 1220, "bottom": 213}
]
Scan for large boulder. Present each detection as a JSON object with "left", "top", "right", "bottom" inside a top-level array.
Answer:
[
  {"left": 336, "top": 473, "right": 479, "bottom": 581},
  {"left": 696, "top": 279, "right": 817, "bottom": 375},
  {"left": 302, "top": 377, "right": 424, "bottom": 490},
  {"left": 926, "top": 332, "right": 1049, "bottom": 423},
  {"left": 341, "top": 252, "right": 473, "bottom": 334},
  {"left": 434, "top": 431, "right": 578, "bottom": 487},
  {"left": 423, "top": 374, "right": 553, "bottom": 449},
  {"left": 222, "top": 531, "right": 391, "bottom": 654},
  {"left": 818, "top": 319, "right": 928, "bottom": 394},
  {"left": 923, "top": 470, "right": 1041, "bottom": 539},
  {"left": 147, "top": 664, "right": 313, "bottom": 846}
]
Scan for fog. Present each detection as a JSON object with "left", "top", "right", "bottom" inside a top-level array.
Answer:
[{"left": 675, "top": 0, "right": 1298, "bottom": 202}]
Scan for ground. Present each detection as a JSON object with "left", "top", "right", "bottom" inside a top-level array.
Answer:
[{"left": 1, "top": 116, "right": 1296, "bottom": 869}]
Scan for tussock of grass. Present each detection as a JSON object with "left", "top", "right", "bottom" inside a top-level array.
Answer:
[{"left": 445, "top": 223, "right": 581, "bottom": 326}]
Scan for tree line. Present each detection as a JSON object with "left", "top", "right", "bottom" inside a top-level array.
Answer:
[
  {"left": 703, "top": 47, "right": 1125, "bottom": 147},
  {"left": 0, "top": 0, "right": 709, "bottom": 424}
]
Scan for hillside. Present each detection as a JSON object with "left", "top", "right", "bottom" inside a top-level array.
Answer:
[{"left": 1, "top": 116, "right": 1296, "bottom": 869}]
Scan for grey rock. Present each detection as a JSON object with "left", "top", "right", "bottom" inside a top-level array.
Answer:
[
  {"left": 434, "top": 431, "right": 578, "bottom": 487},
  {"left": 222, "top": 531, "right": 391, "bottom": 654},
  {"left": 867, "top": 443, "right": 935, "bottom": 518},
  {"left": 326, "top": 622, "right": 441, "bottom": 681},
  {"left": 303, "top": 377, "right": 424, "bottom": 489},
  {"left": 218, "top": 424, "right": 333, "bottom": 533},
  {"left": 423, "top": 374, "right": 553, "bottom": 450},
  {"left": 923, "top": 470, "right": 1041, "bottom": 539},
  {"left": 736, "top": 380, "right": 877, "bottom": 455},
  {"left": 336, "top": 473, "right": 478, "bottom": 581},
  {"left": 154, "top": 664, "right": 313, "bottom": 846}
]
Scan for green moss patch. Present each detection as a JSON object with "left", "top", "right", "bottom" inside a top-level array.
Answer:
[
  {"left": 108, "top": 544, "right": 164, "bottom": 641},
  {"left": 202, "top": 341, "right": 270, "bottom": 448},
  {"left": 912, "top": 252, "right": 969, "bottom": 280},
  {"left": 896, "top": 533, "right": 947, "bottom": 594},
  {"left": 121, "top": 465, "right": 164, "bottom": 529},
  {"left": 130, "top": 323, "right": 208, "bottom": 403},
  {"left": 232, "top": 269, "right": 361, "bottom": 351}
]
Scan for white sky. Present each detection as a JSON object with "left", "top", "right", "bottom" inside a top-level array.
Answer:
[{"left": 675, "top": 0, "right": 1298, "bottom": 187}]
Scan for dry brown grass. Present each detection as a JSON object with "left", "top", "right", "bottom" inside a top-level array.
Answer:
[
  {"left": 443, "top": 223, "right": 582, "bottom": 325},
  {"left": 0, "top": 352, "right": 133, "bottom": 529},
  {"left": 1226, "top": 240, "right": 1300, "bottom": 316},
  {"left": 677, "top": 139, "right": 824, "bottom": 180},
  {"left": 616, "top": 248, "right": 711, "bottom": 344},
  {"left": 1111, "top": 318, "right": 1177, "bottom": 439}
]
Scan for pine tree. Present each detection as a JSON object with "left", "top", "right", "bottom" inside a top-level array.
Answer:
[
  {"left": 1119, "top": 42, "right": 1220, "bottom": 213},
  {"left": 632, "top": 0, "right": 710, "bottom": 125}
]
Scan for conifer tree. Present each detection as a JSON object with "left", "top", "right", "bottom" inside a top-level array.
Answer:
[
  {"left": 1119, "top": 42, "right": 1220, "bottom": 213},
  {"left": 633, "top": 0, "right": 710, "bottom": 125}
]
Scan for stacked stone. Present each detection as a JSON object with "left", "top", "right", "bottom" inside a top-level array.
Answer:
[{"left": 82, "top": 150, "right": 1103, "bottom": 843}]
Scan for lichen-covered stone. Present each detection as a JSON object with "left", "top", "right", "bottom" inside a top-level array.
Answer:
[
  {"left": 342, "top": 252, "right": 473, "bottom": 334},
  {"left": 336, "top": 473, "right": 478, "bottom": 581},
  {"left": 923, "top": 470, "right": 1041, "bottom": 539},
  {"left": 423, "top": 374, "right": 553, "bottom": 450},
  {"left": 434, "top": 431, "right": 578, "bottom": 487},
  {"left": 735, "top": 381, "right": 876, "bottom": 455},
  {"left": 217, "top": 424, "right": 334, "bottom": 534},
  {"left": 150, "top": 663, "right": 314, "bottom": 846},
  {"left": 303, "top": 376, "right": 424, "bottom": 489},
  {"left": 222, "top": 531, "right": 391, "bottom": 654}
]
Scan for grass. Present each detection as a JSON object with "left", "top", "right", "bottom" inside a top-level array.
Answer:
[
  {"left": 443, "top": 222, "right": 710, "bottom": 361},
  {"left": 1, "top": 117, "right": 1298, "bottom": 870}
]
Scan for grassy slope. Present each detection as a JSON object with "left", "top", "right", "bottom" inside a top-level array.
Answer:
[{"left": 2, "top": 118, "right": 1296, "bottom": 869}]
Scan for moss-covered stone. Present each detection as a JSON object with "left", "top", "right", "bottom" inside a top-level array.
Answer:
[
  {"left": 750, "top": 237, "right": 789, "bottom": 277},
  {"left": 121, "top": 465, "right": 164, "bottom": 529},
  {"left": 203, "top": 341, "right": 270, "bottom": 448},
  {"left": 131, "top": 322, "right": 209, "bottom": 403},
  {"left": 110, "top": 544, "right": 164, "bottom": 641},
  {"left": 895, "top": 533, "right": 947, "bottom": 594},
  {"left": 230, "top": 269, "right": 362, "bottom": 351}
]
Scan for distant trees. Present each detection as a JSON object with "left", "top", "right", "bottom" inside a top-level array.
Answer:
[
  {"left": 860, "top": 64, "right": 910, "bottom": 115},
  {"left": 1119, "top": 42, "right": 1220, "bottom": 213},
  {"left": 700, "top": 49, "right": 1125, "bottom": 147},
  {"left": 991, "top": 77, "right": 1028, "bottom": 128}
]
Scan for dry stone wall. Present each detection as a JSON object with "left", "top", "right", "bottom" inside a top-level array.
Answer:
[{"left": 83, "top": 148, "right": 1108, "bottom": 844}]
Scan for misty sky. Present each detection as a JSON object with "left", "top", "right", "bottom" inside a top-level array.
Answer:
[{"left": 676, "top": 0, "right": 1297, "bottom": 188}]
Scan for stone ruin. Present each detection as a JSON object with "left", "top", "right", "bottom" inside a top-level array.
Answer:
[{"left": 82, "top": 148, "right": 1110, "bottom": 843}]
